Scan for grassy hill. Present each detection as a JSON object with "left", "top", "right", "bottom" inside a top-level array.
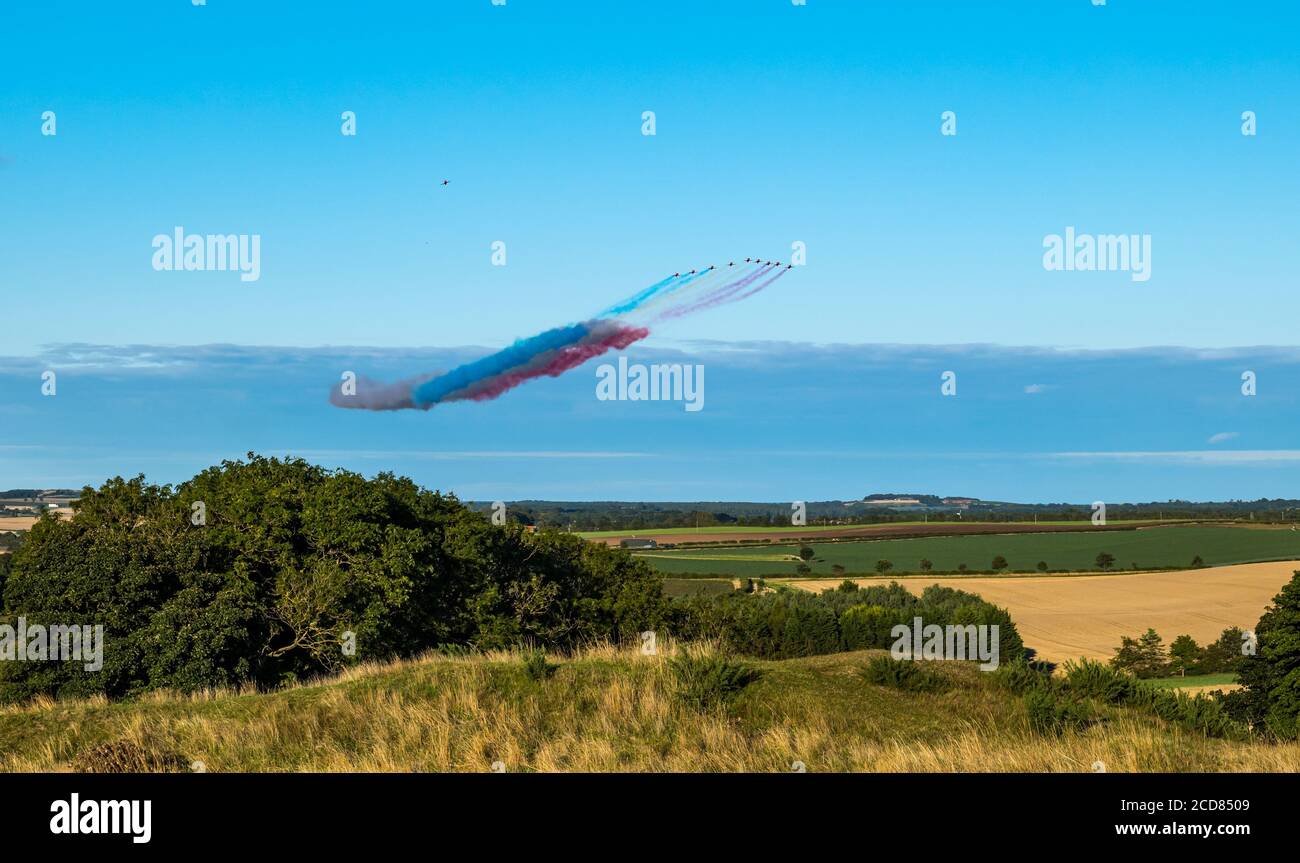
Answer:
[{"left": 3, "top": 643, "right": 1296, "bottom": 773}]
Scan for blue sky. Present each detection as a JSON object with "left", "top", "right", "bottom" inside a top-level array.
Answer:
[{"left": 2, "top": 1, "right": 1298, "bottom": 500}]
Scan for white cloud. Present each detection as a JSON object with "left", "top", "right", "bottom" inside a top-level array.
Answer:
[
  {"left": 1050, "top": 450, "right": 1300, "bottom": 465},
  {"left": 1207, "top": 432, "right": 1239, "bottom": 445},
  {"left": 1024, "top": 383, "right": 1051, "bottom": 394}
]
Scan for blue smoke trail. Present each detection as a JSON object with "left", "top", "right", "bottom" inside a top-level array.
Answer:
[
  {"left": 600, "top": 267, "right": 720, "bottom": 318},
  {"left": 598, "top": 273, "right": 682, "bottom": 317},
  {"left": 410, "top": 321, "right": 591, "bottom": 407}
]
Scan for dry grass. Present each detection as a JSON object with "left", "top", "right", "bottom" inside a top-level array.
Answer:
[
  {"left": 0, "top": 643, "right": 1297, "bottom": 773},
  {"left": 783, "top": 560, "right": 1300, "bottom": 664}
]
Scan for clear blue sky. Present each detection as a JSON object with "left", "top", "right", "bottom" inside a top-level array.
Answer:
[{"left": 2, "top": 1, "right": 1298, "bottom": 500}]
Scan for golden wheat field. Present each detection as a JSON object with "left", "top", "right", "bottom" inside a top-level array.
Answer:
[{"left": 782, "top": 560, "right": 1300, "bottom": 665}]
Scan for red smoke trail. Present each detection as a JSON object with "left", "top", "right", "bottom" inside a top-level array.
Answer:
[
  {"left": 654, "top": 263, "right": 777, "bottom": 320},
  {"left": 455, "top": 323, "right": 650, "bottom": 402},
  {"left": 726, "top": 265, "right": 789, "bottom": 303}
]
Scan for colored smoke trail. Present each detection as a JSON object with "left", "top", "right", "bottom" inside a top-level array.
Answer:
[
  {"left": 331, "top": 258, "right": 790, "bottom": 412},
  {"left": 444, "top": 321, "right": 648, "bottom": 403},
  {"left": 625, "top": 263, "right": 757, "bottom": 319},
  {"left": 653, "top": 263, "right": 777, "bottom": 320},
  {"left": 597, "top": 273, "right": 680, "bottom": 317},
  {"left": 331, "top": 320, "right": 649, "bottom": 411}
]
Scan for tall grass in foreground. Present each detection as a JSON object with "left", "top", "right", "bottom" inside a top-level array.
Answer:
[{"left": 0, "top": 644, "right": 1296, "bottom": 773}]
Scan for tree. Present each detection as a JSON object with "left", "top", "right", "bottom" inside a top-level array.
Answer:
[
  {"left": 0, "top": 455, "right": 670, "bottom": 703},
  {"left": 1201, "top": 626, "right": 1248, "bottom": 673},
  {"left": 831, "top": 564, "right": 846, "bottom": 576},
  {"left": 798, "top": 544, "right": 815, "bottom": 562},
  {"left": 875, "top": 559, "right": 893, "bottom": 574},
  {"left": 1168, "top": 634, "right": 1202, "bottom": 677},
  {"left": 919, "top": 558, "right": 933, "bottom": 572},
  {"left": 991, "top": 555, "right": 1008, "bottom": 571},
  {"left": 957, "top": 563, "right": 968, "bottom": 572},
  {"left": 1225, "top": 571, "right": 1300, "bottom": 738},
  {"left": 1095, "top": 552, "right": 1116, "bottom": 571},
  {"left": 1036, "top": 561, "right": 1048, "bottom": 572},
  {"left": 1110, "top": 628, "right": 1167, "bottom": 678},
  {"left": 1191, "top": 555, "right": 1204, "bottom": 567}
]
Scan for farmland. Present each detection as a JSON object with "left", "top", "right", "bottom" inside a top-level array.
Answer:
[
  {"left": 781, "top": 560, "right": 1300, "bottom": 665},
  {"left": 583, "top": 518, "right": 1171, "bottom": 547},
  {"left": 636, "top": 524, "right": 1300, "bottom": 576}
]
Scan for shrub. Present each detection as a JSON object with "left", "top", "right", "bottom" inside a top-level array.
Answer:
[
  {"left": 779, "top": 601, "right": 840, "bottom": 657},
  {"left": 521, "top": 648, "right": 554, "bottom": 682},
  {"left": 991, "top": 555, "right": 1008, "bottom": 571},
  {"left": 1024, "top": 687, "right": 1093, "bottom": 735},
  {"left": 859, "top": 655, "right": 949, "bottom": 693},
  {"left": 674, "top": 581, "right": 1027, "bottom": 664},
  {"left": 990, "top": 658, "right": 1051, "bottom": 694},
  {"left": 1064, "top": 659, "right": 1243, "bottom": 739},
  {"left": 839, "top": 605, "right": 903, "bottom": 651},
  {"left": 1063, "top": 659, "right": 1142, "bottom": 704},
  {"left": 668, "top": 649, "right": 760, "bottom": 711}
]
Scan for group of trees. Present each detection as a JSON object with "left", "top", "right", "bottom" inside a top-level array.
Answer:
[
  {"left": 674, "top": 580, "right": 1025, "bottom": 661},
  {"left": 0, "top": 531, "right": 22, "bottom": 584},
  {"left": 491, "top": 497, "right": 1300, "bottom": 532},
  {"left": 0, "top": 456, "right": 670, "bottom": 703},
  {"left": 1223, "top": 574, "right": 1300, "bottom": 739},
  {"left": 1110, "top": 627, "right": 1250, "bottom": 678},
  {"left": 783, "top": 551, "right": 1215, "bottom": 578}
]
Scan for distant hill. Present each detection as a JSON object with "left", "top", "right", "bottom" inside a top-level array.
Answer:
[
  {"left": 471, "top": 496, "right": 1300, "bottom": 532},
  {"left": 0, "top": 489, "right": 79, "bottom": 500},
  {"left": 862, "top": 493, "right": 949, "bottom": 506}
]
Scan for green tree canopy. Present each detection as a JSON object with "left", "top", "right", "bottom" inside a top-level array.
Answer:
[
  {"left": 1, "top": 455, "right": 668, "bottom": 702},
  {"left": 1227, "top": 571, "right": 1300, "bottom": 738}
]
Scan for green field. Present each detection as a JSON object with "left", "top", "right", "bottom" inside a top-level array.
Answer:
[
  {"left": 1146, "top": 673, "right": 1238, "bottom": 690},
  {"left": 638, "top": 525, "right": 1300, "bottom": 576}
]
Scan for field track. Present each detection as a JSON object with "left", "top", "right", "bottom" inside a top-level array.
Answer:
[{"left": 781, "top": 560, "right": 1300, "bottom": 665}]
